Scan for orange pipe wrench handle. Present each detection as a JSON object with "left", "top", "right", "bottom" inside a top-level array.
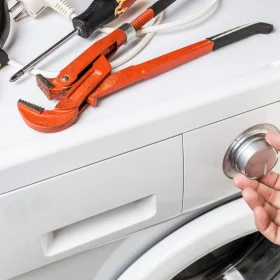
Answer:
[
  {"left": 88, "top": 39, "right": 214, "bottom": 106},
  {"left": 88, "top": 22, "right": 274, "bottom": 106}
]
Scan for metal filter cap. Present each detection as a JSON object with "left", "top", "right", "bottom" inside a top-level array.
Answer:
[{"left": 223, "top": 123, "right": 280, "bottom": 180}]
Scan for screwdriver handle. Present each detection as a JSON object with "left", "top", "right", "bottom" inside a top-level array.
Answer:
[{"left": 73, "top": 0, "right": 137, "bottom": 38}]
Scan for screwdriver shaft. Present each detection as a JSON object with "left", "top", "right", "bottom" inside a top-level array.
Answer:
[
  {"left": 10, "top": 0, "right": 139, "bottom": 82},
  {"left": 10, "top": 29, "right": 79, "bottom": 82}
]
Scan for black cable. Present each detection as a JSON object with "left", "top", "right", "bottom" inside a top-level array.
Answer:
[{"left": 0, "top": 0, "right": 10, "bottom": 48}]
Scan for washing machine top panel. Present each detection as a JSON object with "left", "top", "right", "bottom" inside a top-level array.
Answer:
[{"left": 1, "top": 0, "right": 280, "bottom": 192}]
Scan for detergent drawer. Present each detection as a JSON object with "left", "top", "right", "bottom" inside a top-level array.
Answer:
[
  {"left": 0, "top": 136, "right": 183, "bottom": 280},
  {"left": 183, "top": 102, "right": 280, "bottom": 212}
]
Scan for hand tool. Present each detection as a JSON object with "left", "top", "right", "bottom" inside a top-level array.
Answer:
[
  {"left": 86, "top": 22, "right": 275, "bottom": 105},
  {"left": 0, "top": 0, "right": 10, "bottom": 48},
  {"left": 17, "top": 21, "right": 274, "bottom": 133},
  {"left": 16, "top": 0, "right": 178, "bottom": 132},
  {"left": 10, "top": 0, "right": 138, "bottom": 83}
]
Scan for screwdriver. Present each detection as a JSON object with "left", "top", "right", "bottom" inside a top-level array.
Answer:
[{"left": 10, "top": 0, "right": 137, "bottom": 82}]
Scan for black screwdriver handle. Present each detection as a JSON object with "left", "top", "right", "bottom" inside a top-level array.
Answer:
[
  {"left": 73, "top": 0, "right": 135, "bottom": 39},
  {"left": 0, "top": 0, "right": 10, "bottom": 48}
]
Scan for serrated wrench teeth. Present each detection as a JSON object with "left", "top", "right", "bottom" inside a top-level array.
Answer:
[
  {"left": 17, "top": 100, "right": 78, "bottom": 133},
  {"left": 18, "top": 99, "right": 45, "bottom": 113}
]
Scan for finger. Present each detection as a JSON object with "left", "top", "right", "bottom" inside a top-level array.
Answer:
[
  {"left": 242, "top": 188, "right": 263, "bottom": 209},
  {"left": 242, "top": 188, "right": 279, "bottom": 224},
  {"left": 254, "top": 206, "right": 280, "bottom": 245},
  {"left": 254, "top": 206, "right": 271, "bottom": 232},
  {"left": 266, "top": 131, "right": 280, "bottom": 151},
  {"left": 233, "top": 174, "right": 280, "bottom": 208},
  {"left": 259, "top": 171, "right": 280, "bottom": 190},
  {"left": 233, "top": 173, "right": 259, "bottom": 190}
]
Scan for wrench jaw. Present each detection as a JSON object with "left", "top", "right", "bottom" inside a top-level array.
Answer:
[
  {"left": 36, "top": 74, "right": 70, "bottom": 100},
  {"left": 17, "top": 56, "right": 112, "bottom": 133},
  {"left": 17, "top": 100, "right": 78, "bottom": 133}
]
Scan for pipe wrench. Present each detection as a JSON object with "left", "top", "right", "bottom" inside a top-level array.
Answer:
[{"left": 17, "top": 21, "right": 274, "bottom": 133}]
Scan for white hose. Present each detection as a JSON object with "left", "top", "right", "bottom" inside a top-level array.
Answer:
[
  {"left": 110, "top": 11, "right": 164, "bottom": 68},
  {"left": 7, "top": 0, "right": 220, "bottom": 77}
]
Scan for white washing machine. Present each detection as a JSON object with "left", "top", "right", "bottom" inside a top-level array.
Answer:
[{"left": 2, "top": 0, "right": 280, "bottom": 279}]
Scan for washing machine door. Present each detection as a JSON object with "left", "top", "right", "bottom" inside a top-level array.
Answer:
[{"left": 118, "top": 198, "right": 280, "bottom": 280}]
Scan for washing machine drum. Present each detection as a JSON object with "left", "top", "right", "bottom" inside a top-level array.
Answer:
[{"left": 173, "top": 232, "right": 280, "bottom": 280}]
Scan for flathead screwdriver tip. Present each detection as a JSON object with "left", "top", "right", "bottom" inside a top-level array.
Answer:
[{"left": 10, "top": 70, "right": 24, "bottom": 83}]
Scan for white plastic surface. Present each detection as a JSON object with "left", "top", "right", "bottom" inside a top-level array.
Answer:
[
  {"left": 0, "top": 136, "right": 183, "bottom": 280},
  {"left": 2, "top": 0, "right": 280, "bottom": 193},
  {"left": 12, "top": 206, "right": 206, "bottom": 280},
  {"left": 183, "top": 102, "right": 280, "bottom": 211},
  {"left": 118, "top": 198, "right": 257, "bottom": 280},
  {"left": 41, "top": 195, "right": 157, "bottom": 256}
]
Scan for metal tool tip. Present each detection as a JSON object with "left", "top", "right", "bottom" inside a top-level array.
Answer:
[{"left": 10, "top": 70, "right": 24, "bottom": 82}]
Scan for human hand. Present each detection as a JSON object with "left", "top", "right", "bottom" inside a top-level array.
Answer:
[{"left": 233, "top": 131, "right": 280, "bottom": 245}]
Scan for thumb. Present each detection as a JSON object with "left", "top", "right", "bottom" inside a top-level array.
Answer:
[{"left": 266, "top": 130, "right": 280, "bottom": 151}]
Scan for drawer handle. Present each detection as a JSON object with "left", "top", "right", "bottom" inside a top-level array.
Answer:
[{"left": 40, "top": 195, "right": 157, "bottom": 256}]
